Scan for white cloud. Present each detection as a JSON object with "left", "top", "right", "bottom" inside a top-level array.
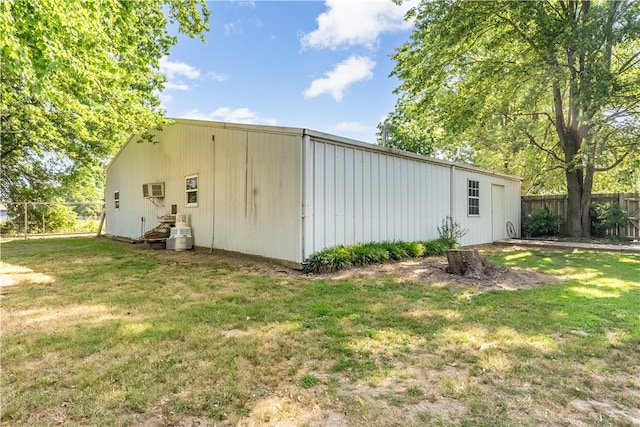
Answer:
[
  {"left": 180, "top": 107, "right": 277, "bottom": 126},
  {"left": 224, "top": 22, "right": 241, "bottom": 35},
  {"left": 301, "top": 0, "right": 416, "bottom": 50},
  {"left": 164, "top": 82, "right": 190, "bottom": 91},
  {"left": 335, "top": 121, "right": 369, "bottom": 133},
  {"left": 206, "top": 71, "right": 228, "bottom": 82},
  {"left": 159, "top": 56, "right": 200, "bottom": 79},
  {"left": 303, "top": 56, "right": 375, "bottom": 101},
  {"left": 224, "top": 17, "right": 263, "bottom": 35}
]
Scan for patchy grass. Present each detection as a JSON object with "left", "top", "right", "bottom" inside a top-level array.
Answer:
[{"left": 1, "top": 237, "right": 639, "bottom": 426}]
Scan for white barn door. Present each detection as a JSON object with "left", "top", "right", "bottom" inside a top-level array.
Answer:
[{"left": 491, "top": 184, "right": 505, "bottom": 241}]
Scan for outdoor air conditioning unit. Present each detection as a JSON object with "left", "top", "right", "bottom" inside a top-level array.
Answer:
[{"left": 142, "top": 182, "right": 165, "bottom": 198}]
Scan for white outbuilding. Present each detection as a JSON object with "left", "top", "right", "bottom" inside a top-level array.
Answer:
[{"left": 105, "top": 119, "right": 521, "bottom": 266}]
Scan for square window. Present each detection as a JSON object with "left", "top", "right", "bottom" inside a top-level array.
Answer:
[
  {"left": 468, "top": 180, "right": 479, "bottom": 216},
  {"left": 185, "top": 175, "right": 198, "bottom": 207}
]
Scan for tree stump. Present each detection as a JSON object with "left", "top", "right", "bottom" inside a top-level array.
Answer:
[{"left": 445, "top": 249, "right": 487, "bottom": 278}]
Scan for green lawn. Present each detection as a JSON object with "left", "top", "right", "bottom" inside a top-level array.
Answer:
[{"left": 1, "top": 237, "right": 639, "bottom": 426}]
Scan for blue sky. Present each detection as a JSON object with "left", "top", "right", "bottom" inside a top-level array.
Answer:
[{"left": 159, "top": 0, "right": 417, "bottom": 143}]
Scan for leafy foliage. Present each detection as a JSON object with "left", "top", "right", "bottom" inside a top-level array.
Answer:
[
  {"left": 304, "top": 246, "right": 353, "bottom": 274},
  {"left": 590, "top": 203, "right": 629, "bottom": 237},
  {"left": 524, "top": 207, "right": 561, "bottom": 237},
  {"left": 437, "top": 216, "right": 468, "bottom": 243},
  {"left": 0, "top": 0, "right": 210, "bottom": 202},
  {"left": 303, "top": 238, "right": 457, "bottom": 274},
  {"left": 388, "top": 0, "right": 640, "bottom": 236}
]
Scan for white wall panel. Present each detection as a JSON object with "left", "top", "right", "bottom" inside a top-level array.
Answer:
[
  {"left": 107, "top": 120, "right": 303, "bottom": 263},
  {"left": 302, "top": 136, "right": 520, "bottom": 258}
]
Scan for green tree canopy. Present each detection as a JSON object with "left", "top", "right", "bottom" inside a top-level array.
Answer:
[
  {"left": 0, "top": 0, "right": 209, "bottom": 202},
  {"left": 388, "top": 0, "right": 640, "bottom": 236}
]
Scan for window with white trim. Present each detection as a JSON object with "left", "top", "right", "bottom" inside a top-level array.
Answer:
[
  {"left": 468, "top": 180, "right": 479, "bottom": 215},
  {"left": 185, "top": 175, "right": 198, "bottom": 207},
  {"left": 114, "top": 191, "right": 120, "bottom": 210}
]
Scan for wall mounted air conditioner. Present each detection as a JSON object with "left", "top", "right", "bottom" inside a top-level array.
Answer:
[{"left": 142, "top": 182, "right": 165, "bottom": 198}]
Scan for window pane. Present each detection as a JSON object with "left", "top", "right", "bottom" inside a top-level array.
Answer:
[
  {"left": 187, "top": 191, "right": 198, "bottom": 204},
  {"left": 186, "top": 177, "right": 198, "bottom": 190}
]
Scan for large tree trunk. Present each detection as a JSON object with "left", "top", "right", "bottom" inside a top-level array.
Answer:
[
  {"left": 565, "top": 168, "right": 592, "bottom": 238},
  {"left": 563, "top": 135, "right": 594, "bottom": 238},
  {"left": 553, "top": 79, "right": 593, "bottom": 238}
]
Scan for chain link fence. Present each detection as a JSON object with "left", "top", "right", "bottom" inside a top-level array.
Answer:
[{"left": 0, "top": 201, "right": 104, "bottom": 239}]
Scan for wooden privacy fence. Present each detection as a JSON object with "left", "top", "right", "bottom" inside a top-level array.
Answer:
[{"left": 521, "top": 193, "right": 640, "bottom": 238}]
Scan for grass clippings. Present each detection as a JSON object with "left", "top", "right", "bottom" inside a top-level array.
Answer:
[{"left": 1, "top": 237, "right": 639, "bottom": 426}]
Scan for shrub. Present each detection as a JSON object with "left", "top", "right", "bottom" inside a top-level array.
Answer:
[
  {"left": 590, "top": 203, "right": 628, "bottom": 237},
  {"left": 379, "top": 242, "right": 409, "bottom": 260},
  {"left": 351, "top": 243, "right": 390, "bottom": 266},
  {"left": 437, "top": 216, "right": 468, "bottom": 243},
  {"left": 398, "top": 241, "right": 426, "bottom": 257},
  {"left": 423, "top": 237, "right": 456, "bottom": 256},
  {"left": 525, "top": 207, "right": 560, "bottom": 237},
  {"left": 303, "top": 238, "right": 459, "bottom": 274},
  {"left": 303, "top": 246, "right": 352, "bottom": 274}
]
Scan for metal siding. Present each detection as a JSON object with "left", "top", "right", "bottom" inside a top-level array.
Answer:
[
  {"left": 106, "top": 124, "right": 216, "bottom": 241},
  {"left": 352, "top": 150, "right": 362, "bottom": 242},
  {"left": 345, "top": 148, "right": 356, "bottom": 243},
  {"left": 407, "top": 160, "right": 416, "bottom": 240},
  {"left": 325, "top": 144, "right": 336, "bottom": 248},
  {"left": 302, "top": 135, "right": 314, "bottom": 260},
  {"left": 313, "top": 142, "right": 326, "bottom": 251},
  {"left": 492, "top": 185, "right": 506, "bottom": 241},
  {"left": 386, "top": 156, "right": 395, "bottom": 240},
  {"left": 453, "top": 170, "right": 521, "bottom": 246},
  {"left": 303, "top": 138, "right": 520, "bottom": 258},
  {"left": 108, "top": 121, "right": 521, "bottom": 264},
  {"left": 106, "top": 121, "right": 302, "bottom": 263},
  {"left": 213, "top": 129, "right": 302, "bottom": 261},
  {"left": 334, "top": 145, "right": 346, "bottom": 245},
  {"left": 369, "top": 152, "right": 380, "bottom": 241}
]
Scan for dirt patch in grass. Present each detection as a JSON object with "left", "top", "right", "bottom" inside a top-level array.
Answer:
[
  {"left": 149, "top": 245, "right": 562, "bottom": 291},
  {"left": 309, "top": 258, "right": 564, "bottom": 290}
]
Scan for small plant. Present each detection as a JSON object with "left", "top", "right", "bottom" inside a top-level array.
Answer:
[
  {"left": 303, "top": 238, "right": 457, "bottom": 274},
  {"left": 590, "top": 202, "right": 628, "bottom": 237},
  {"left": 379, "top": 242, "right": 409, "bottom": 260},
  {"left": 299, "top": 374, "right": 320, "bottom": 389},
  {"left": 399, "top": 241, "right": 426, "bottom": 257},
  {"left": 423, "top": 237, "right": 455, "bottom": 255},
  {"left": 524, "top": 207, "right": 560, "bottom": 237},
  {"left": 303, "top": 246, "right": 352, "bottom": 273},
  {"left": 351, "top": 243, "right": 390, "bottom": 266},
  {"left": 406, "top": 386, "right": 424, "bottom": 402},
  {"left": 437, "top": 216, "right": 468, "bottom": 245}
]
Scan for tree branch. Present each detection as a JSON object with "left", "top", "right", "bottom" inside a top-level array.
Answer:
[
  {"left": 617, "top": 51, "right": 640, "bottom": 75},
  {"left": 594, "top": 149, "right": 633, "bottom": 172}
]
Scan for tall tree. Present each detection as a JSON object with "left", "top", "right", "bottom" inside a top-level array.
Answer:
[
  {"left": 0, "top": 0, "right": 210, "bottom": 202},
  {"left": 389, "top": 0, "right": 640, "bottom": 237}
]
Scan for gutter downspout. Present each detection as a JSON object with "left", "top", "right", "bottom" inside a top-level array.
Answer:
[
  {"left": 450, "top": 165, "right": 456, "bottom": 219},
  {"left": 301, "top": 130, "right": 310, "bottom": 263},
  {"left": 210, "top": 134, "right": 216, "bottom": 254}
]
